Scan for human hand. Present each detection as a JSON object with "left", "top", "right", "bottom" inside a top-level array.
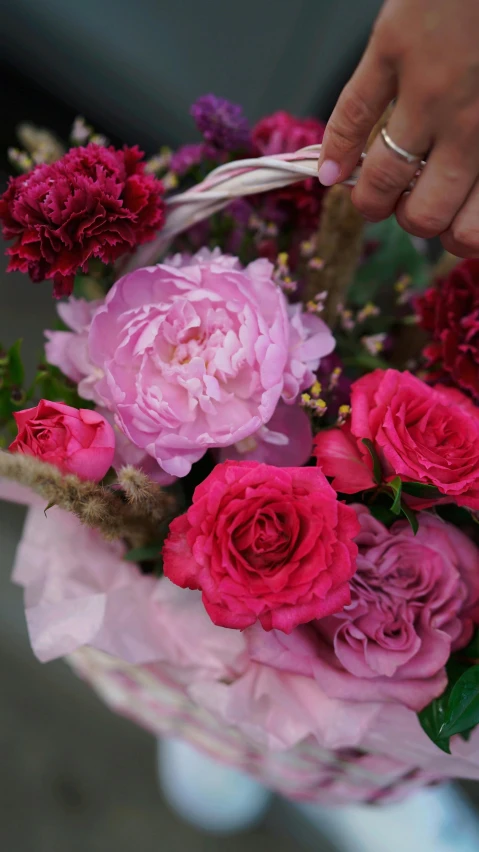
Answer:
[{"left": 317, "top": 0, "right": 479, "bottom": 257}]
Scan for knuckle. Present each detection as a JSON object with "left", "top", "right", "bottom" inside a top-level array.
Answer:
[
  {"left": 402, "top": 208, "right": 448, "bottom": 237},
  {"left": 451, "top": 222, "right": 479, "bottom": 252},
  {"left": 329, "top": 91, "right": 375, "bottom": 151},
  {"left": 363, "top": 163, "right": 407, "bottom": 196}
]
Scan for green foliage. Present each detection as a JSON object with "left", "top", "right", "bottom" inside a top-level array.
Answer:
[
  {"left": 440, "top": 666, "right": 479, "bottom": 739},
  {"left": 401, "top": 482, "right": 441, "bottom": 499},
  {"left": 389, "top": 476, "right": 402, "bottom": 515},
  {"left": 361, "top": 439, "right": 381, "bottom": 484},
  {"left": 349, "top": 218, "right": 429, "bottom": 307},
  {"left": 34, "top": 365, "right": 94, "bottom": 410},
  {"left": 419, "top": 659, "right": 471, "bottom": 754}
]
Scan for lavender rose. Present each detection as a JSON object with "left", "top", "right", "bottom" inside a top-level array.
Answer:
[{"left": 248, "top": 509, "right": 479, "bottom": 711}]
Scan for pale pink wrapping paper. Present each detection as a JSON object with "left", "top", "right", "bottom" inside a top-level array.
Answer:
[{"left": 7, "top": 499, "right": 479, "bottom": 803}]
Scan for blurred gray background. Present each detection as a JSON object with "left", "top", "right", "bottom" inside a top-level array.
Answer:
[{"left": 0, "top": 2, "right": 389, "bottom": 850}]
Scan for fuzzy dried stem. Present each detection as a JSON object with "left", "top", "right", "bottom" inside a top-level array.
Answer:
[
  {"left": 303, "top": 106, "right": 394, "bottom": 326},
  {"left": 117, "top": 466, "right": 176, "bottom": 523},
  {"left": 303, "top": 186, "right": 364, "bottom": 326},
  {"left": 0, "top": 452, "right": 173, "bottom": 549}
]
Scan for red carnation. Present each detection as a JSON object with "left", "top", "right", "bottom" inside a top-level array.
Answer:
[
  {"left": 0, "top": 143, "right": 165, "bottom": 298},
  {"left": 416, "top": 259, "right": 479, "bottom": 400},
  {"left": 252, "top": 111, "right": 326, "bottom": 232}
]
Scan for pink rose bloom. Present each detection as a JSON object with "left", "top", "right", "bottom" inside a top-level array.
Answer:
[
  {"left": 314, "top": 369, "right": 479, "bottom": 509},
  {"left": 45, "top": 297, "right": 104, "bottom": 404},
  {"left": 252, "top": 110, "right": 325, "bottom": 156},
  {"left": 10, "top": 399, "right": 115, "bottom": 481},
  {"left": 163, "top": 461, "right": 359, "bottom": 632},
  {"left": 248, "top": 509, "right": 479, "bottom": 711},
  {"left": 88, "top": 250, "right": 334, "bottom": 476}
]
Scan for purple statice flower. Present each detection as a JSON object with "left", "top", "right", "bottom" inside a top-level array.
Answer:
[
  {"left": 190, "top": 94, "right": 250, "bottom": 152},
  {"left": 169, "top": 142, "right": 217, "bottom": 176}
]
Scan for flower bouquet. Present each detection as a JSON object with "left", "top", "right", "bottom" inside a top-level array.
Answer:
[{"left": 2, "top": 97, "right": 479, "bottom": 806}]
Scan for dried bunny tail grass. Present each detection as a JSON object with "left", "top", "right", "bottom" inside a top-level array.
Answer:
[
  {"left": 0, "top": 452, "right": 171, "bottom": 548},
  {"left": 303, "top": 106, "right": 394, "bottom": 326},
  {"left": 117, "top": 465, "right": 176, "bottom": 522},
  {"left": 304, "top": 185, "right": 364, "bottom": 326}
]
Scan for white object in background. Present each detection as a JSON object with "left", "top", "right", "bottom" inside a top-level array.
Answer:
[
  {"left": 297, "top": 784, "right": 479, "bottom": 852},
  {"left": 157, "top": 738, "right": 272, "bottom": 833}
]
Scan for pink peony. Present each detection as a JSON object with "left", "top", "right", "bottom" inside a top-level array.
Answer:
[
  {"left": 314, "top": 369, "right": 479, "bottom": 509},
  {"left": 248, "top": 509, "right": 479, "bottom": 711},
  {"left": 0, "top": 144, "right": 164, "bottom": 297},
  {"left": 45, "top": 297, "right": 104, "bottom": 404},
  {"left": 217, "top": 400, "right": 313, "bottom": 467},
  {"left": 10, "top": 399, "right": 115, "bottom": 481},
  {"left": 45, "top": 297, "right": 174, "bottom": 485},
  {"left": 163, "top": 460, "right": 359, "bottom": 632},
  {"left": 88, "top": 249, "right": 335, "bottom": 477}
]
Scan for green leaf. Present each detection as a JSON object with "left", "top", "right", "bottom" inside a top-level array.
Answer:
[
  {"left": 418, "top": 702, "right": 451, "bottom": 754},
  {"left": 8, "top": 339, "right": 24, "bottom": 387},
  {"left": 400, "top": 500, "right": 419, "bottom": 535},
  {"left": 401, "top": 482, "right": 441, "bottom": 499},
  {"left": 464, "top": 630, "right": 479, "bottom": 660},
  {"left": 361, "top": 438, "right": 382, "bottom": 484},
  {"left": 0, "top": 388, "right": 14, "bottom": 421},
  {"left": 349, "top": 218, "right": 429, "bottom": 307},
  {"left": 368, "top": 503, "right": 397, "bottom": 527},
  {"left": 124, "top": 544, "right": 162, "bottom": 563},
  {"left": 440, "top": 666, "right": 479, "bottom": 738},
  {"left": 389, "top": 476, "right": 402, "bottom": 515},
  {"left": 418, "top": 659, "right": 471, "bottom": 753}
]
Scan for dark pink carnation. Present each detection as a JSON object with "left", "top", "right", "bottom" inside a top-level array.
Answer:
[
  {"left": 416, "top": 259, "right": 479, "bottom": 400},
  {"left": 163, "top": 461, "right": 359, "bottom": 633},
  {"left": 0, "top": 143, "right": 165, "bottom": 297},
  {"left": 248, "top": 508, "right": 479, "bottom": 711}
]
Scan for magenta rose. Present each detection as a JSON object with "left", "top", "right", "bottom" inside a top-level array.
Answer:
[
  {"left": 88, "top": 249, "right": 334, "bottom": 477},
  {"left": 252, "top": 110, "right": 325, "bottom": 156},
  {"left": 248, "top": 509, "right": 479, "bottom": 710},
  {"left": 10, "top": 400, "right": 115, "bottom": 481},
  {"left": 314, "top": 368, "right": 479, "bottom": 508},
  {"left": 163, "top": 460, "right": 360, "bottom": 633}
]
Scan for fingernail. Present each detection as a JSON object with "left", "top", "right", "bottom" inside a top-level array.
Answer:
[{"left": 318, "top": 159, "right": 341, "bottom": 186}]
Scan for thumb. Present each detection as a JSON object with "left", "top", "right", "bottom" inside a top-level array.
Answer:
[{"left": 318, "top": 50, "right": 396, "bottom": 186}]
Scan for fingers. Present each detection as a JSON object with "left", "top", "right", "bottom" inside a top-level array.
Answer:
[
  {"left": 441, "top": 179, "right": 479, "bottom": 257},
  {"left": 395, "top": 125, "right": 479, "bottom": 241},
  {"left": 351, "top": 100, "right": 432, "bottom": 221},
  {"left": 318, "top": 46, "right": 396, "bottom": 186}
]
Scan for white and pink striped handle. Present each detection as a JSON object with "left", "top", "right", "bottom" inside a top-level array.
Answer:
[{"left": 130, "top": 144, "right": 363, "bottom": 270}]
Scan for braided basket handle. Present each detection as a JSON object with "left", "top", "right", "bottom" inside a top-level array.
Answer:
[{"left": 129, "top": 144, "right": 363, "bottom": 271}]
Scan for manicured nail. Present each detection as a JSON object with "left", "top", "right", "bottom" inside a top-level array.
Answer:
[{"left": 318, "top": 159, "right": 341, "bottom": 186}]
